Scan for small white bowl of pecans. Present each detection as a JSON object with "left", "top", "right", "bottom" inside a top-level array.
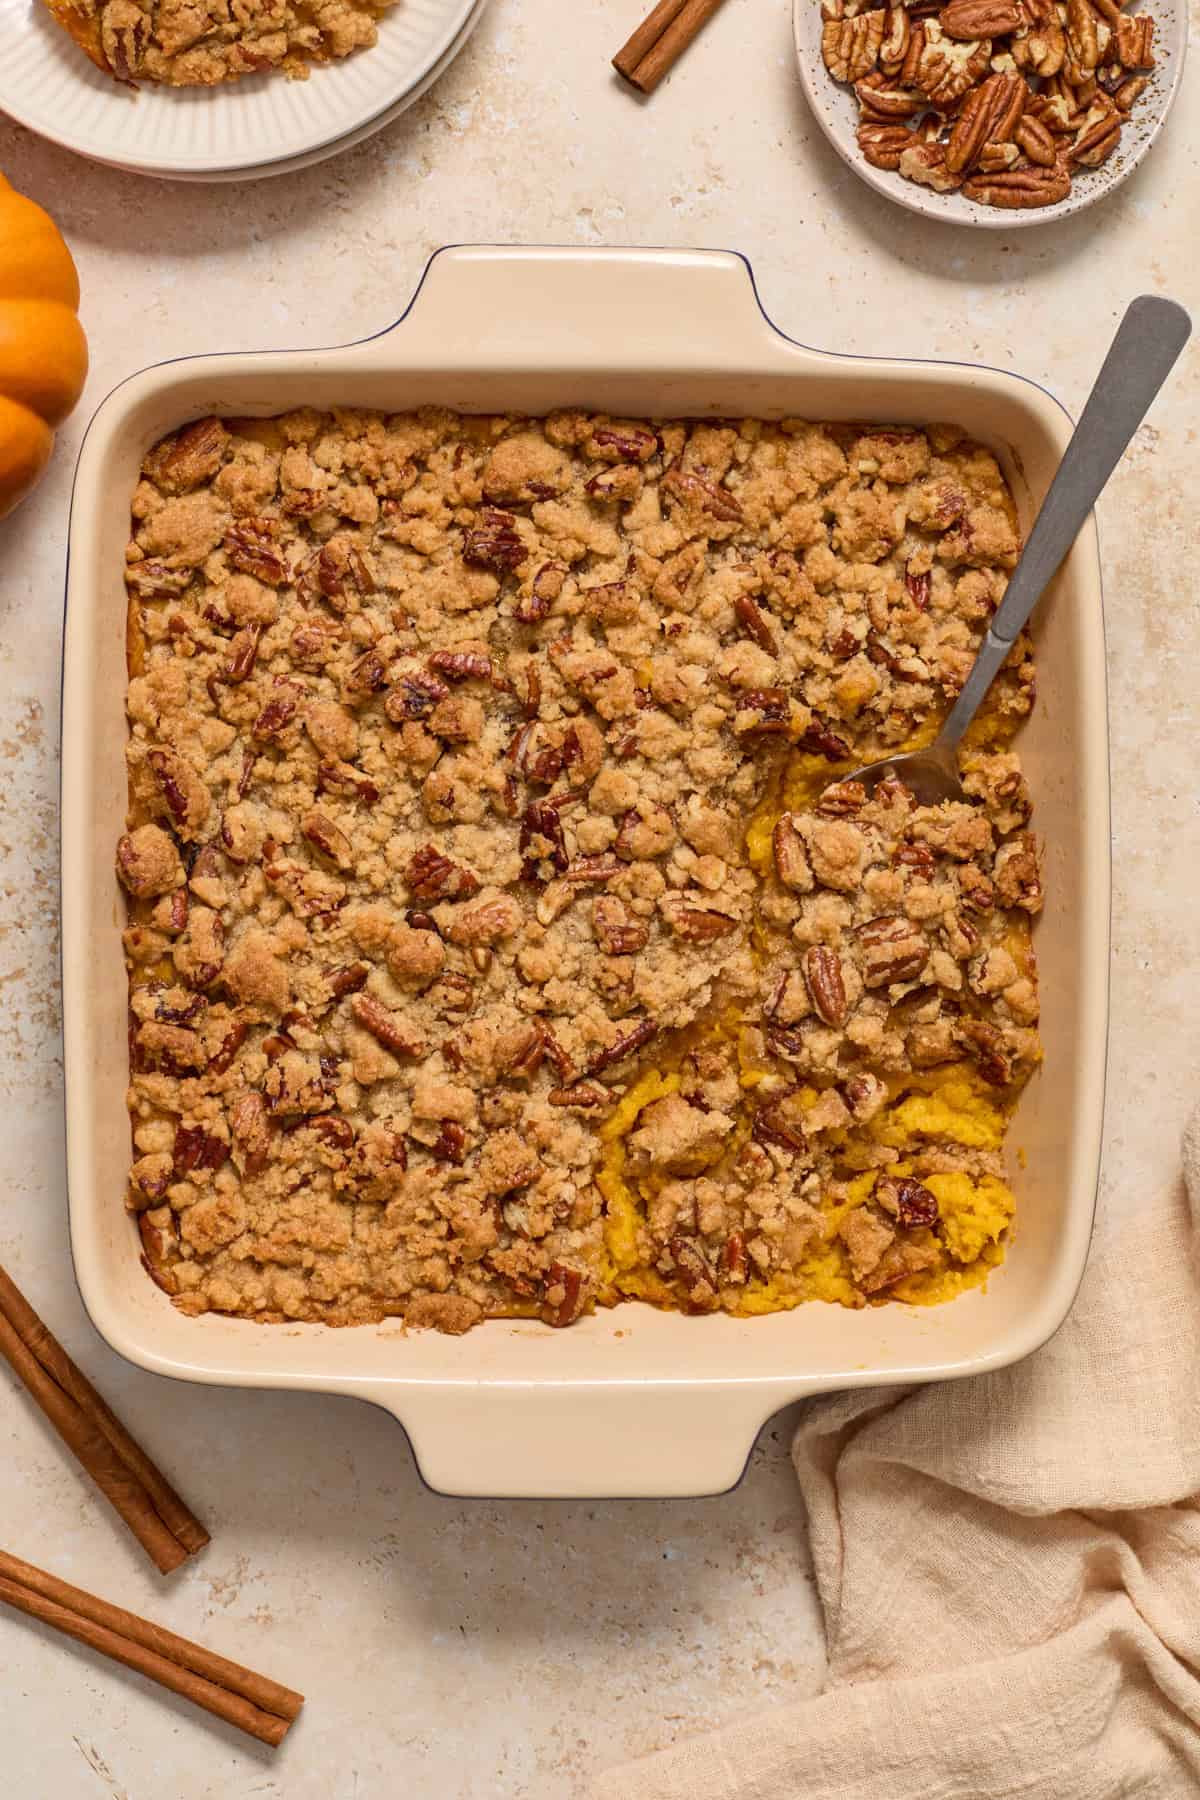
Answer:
[{"left": 794, "top": 0, "right": 1187, "bottom": 224}]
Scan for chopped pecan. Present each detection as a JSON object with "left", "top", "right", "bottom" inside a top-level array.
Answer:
[
  {"left": 753, "top": 1105, "right": 807, "bottom": 1153},
  {"left": 125, "top": 560, "right": 192, "bottom": 600},
  {"left": 541, "top": 1262, "right": 587, "bottom": 1328},
  {"left": 773, "top": 815, "right": 813, "bottom": 891},
  {"left": 462, "top": 510, "right": 526, "bottom": 573},
  {"left": 428, "top": 649, "right": 503, "bottom": 686},
  {"left": 547, "top": 1080, "right": 610, "bottom": 1109},
  {"left": 309, "top": 1116, "right": 354, "bottom": 1150},
  {"left": 252, "top": 696, "right": 297, "bottom": 741},
  {"left": 316, "top": 760, "right": 379, "bottom": 805},
  {"left": 516, "top": 562, "right": 565, "bottom": 624},
  {"left": 586, "top": 466, "right": 643, "bottom": 503},
  {"left": 405, "top": 845, "right": 480, "bottom": 903},
  {"left": 351, "top": 995, "right": 425, "bottom": 1059},
  {"left": 223, "top": 518, "right": 287, "bottom": 585},
  {"left": 385, "top": 670, "right": 449, "bottom": 722},
  {"left": 1012, "top": 17, "right": 1067, "bottom": 75},
  {"left": 668, "top": 1236, "right": 718, "bottom": 1311},
  {"left": 564, "top": 855, "right": 622, "bottom": 885},
  {"left": 431, "top": 1120, "right": 467, "bottom": 1165},
  {"left": 209, "top": 1019, "right": 247, "bottom": 1076},
  {"left": 736, "top": 687, "right": 791, "bottom": 738},
  {"left": 301, "top": 540, "right": 375, "bottom": 610},
  {"left": 326, "top": 962, "right": 370, "bottom": 1000},
  {"left": 877, "top": 1175, "right": 940, "bottom": 1228},
  {"left": 734, "top": 594, "right": 778, "bottom": 655},
  {"left": 802, "top": 945, "right": 849, "bottom": 1028},
  {"left": 661, "top": 464, "right": 744, "bottom": 524},
  {"left": 230, "top": 1090, "right": 271, "bottom": 1175},
  {"left": 172, "top": 1124, "right": 227, "bottom": 1176},
  {"left": 720, "top": 1233, "right": 748, "bottom": 1284},
  {"left": 301, "top": 811, "right": 354, "bottom": 872},
  {"left": 593, "top": 895, "right": 650, "bottom": 955},
  {"left": 843, "top": 1071, "right": 888, "bottom": 1121},
  {"left": 583, "top": 1017, "right": 658, "bottom": 1078},
  {"left": 796, "top": 719, "right": 851, "bottom": 760},
  {"left": 956, "top": 1018, "right": 1013, "bottom": 1086},
  {"left": 670, "top": 908, "right": 737, "bottom": 943},
  {"left": 589, "top": 425, "right": 658, "bottom": 463},
  {"left": 520, "top": 800, "right": 569, "bottom": 880},
  {"left": 344, "top": 647, "right": 389, "bottom": 695}
]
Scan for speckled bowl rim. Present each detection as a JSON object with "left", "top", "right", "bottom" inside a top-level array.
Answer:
[{"left": 793, "top": 0, "right": 1188, "bottom": 229}]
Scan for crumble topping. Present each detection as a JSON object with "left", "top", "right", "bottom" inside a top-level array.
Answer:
[
  {"left": 120, "top": 407, "right": 1040, "bottom": 1331},
  {"left": 40, "top": 0, "right": 395, "bottom": 86}
]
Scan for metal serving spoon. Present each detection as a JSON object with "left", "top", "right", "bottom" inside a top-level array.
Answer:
[{"left": 837, "top": 294, "right": 1192, "bottom": 806}]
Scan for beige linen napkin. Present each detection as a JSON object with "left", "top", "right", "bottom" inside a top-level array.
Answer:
[{"left": 595, "top": 1109, "right": 1200, "bottom": 1800}]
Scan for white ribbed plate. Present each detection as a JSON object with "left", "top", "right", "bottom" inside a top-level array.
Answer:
[
  {"left": 111, "top": 0, "right": 489, "bottom": 180},
  {"left": 0, "top": 0, "right": 477, "bottom": 175}
]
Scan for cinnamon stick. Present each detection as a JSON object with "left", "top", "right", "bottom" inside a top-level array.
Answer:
[
  {"left": 0, "top": 1263, "right": 208, "bottom": 1575},
  {"left": 613, "top": 0, "right": 730, "bottom": 93},
  {"left": 0, "top": 1549, "right": 303, "bottom": 1748}
]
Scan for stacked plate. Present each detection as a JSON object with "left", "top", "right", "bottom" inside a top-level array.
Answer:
[{"left": 0, "top": 0, "right": 489, "bottom": 180}]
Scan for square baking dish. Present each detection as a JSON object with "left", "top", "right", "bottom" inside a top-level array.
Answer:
[{"left": 61, "top": 246, "right": 1108, "bottom": 1498}]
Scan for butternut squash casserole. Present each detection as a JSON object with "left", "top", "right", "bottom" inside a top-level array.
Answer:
[{"left": 118, "top": 408, "right": 1042, "bottom": 1332}]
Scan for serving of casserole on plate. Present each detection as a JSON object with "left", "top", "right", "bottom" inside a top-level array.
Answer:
[
  {"left": 119, "top": 401, "right": 1043, "bottom": 1334},
  {"left": 63, "top": 248, "right": 1106, "bottom": 1496}
]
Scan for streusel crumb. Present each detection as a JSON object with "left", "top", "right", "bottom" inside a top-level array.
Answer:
[
  {"left": 40, "top": 0, "right": 394, "bottom": 86},
  {"left": 121, "top": 408, "right": 1041, "bottom": 1331}
]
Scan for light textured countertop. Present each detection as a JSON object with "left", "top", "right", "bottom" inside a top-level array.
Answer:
[{"left": 1, "top": 2, "right": 1197, "bottom": 1794}]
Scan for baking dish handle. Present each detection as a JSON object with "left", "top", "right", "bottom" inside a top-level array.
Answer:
[
  {"left": 350, "top": 244, "right": 802, "bottom": 371},
  {"left": 373, "top": 1382, "right": 792, "bottom": 1500}
]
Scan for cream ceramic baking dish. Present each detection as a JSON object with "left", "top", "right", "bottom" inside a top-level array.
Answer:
[{"left": 61, "top": 246, "right": 1108, "bottom": 1499}]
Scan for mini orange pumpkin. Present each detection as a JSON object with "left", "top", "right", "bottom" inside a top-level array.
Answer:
[{"left": 0, "top": 173, "right": 89, "bottom": 519}]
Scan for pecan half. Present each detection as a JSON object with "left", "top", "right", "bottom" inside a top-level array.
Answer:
[
  {"left": 878, "top": 4, "right": 911, "bottom": 74},
  {"left": 589, "top": 424, "right": 658, "bottom": 463},
  {"left": 855, "top": 70, "right": 926, "bottom": 117},
  {"left": 856, "top": 915, "right": 930, "bottom": 986},
  {"left": 917, "top": 25, "right": 992, "bottom": 106},
  {"left": 857, "top": 120, "right": 914, "bottom": 170},
  {"left": 143, "top": 417, "right": 227, "bottom": 494},
  {"left": 962, "top": 160, "right": 1071, "bottom": 207},
  {"left": 946, "top": 72, "right": 1026, "bottom": 174},
  {"left": 1070, "top": 101, "right": 1121, "bottom": 166},
  {"left": 822, "top": 9, "right": 886, "bottom": 81},
  {"left": 547, "top": 1080, "right": 612, "bottom": 1109},
  {"left": 230, "top": 1091, "right": 271, "bottom": 1176},
  {"left": 816, "top": 780, "right": 866, "bottom": 818},
  {"left": 350, "top": 995, "right": 425, "bottom": 1059},
  {"left": 796, "top": 719, "right": 851, "bottom": 760},
  {"left": 802, "top": 945, "right": 849, "bottom": 1028},
  {"left": 326, "top": 962, "right": 370, "bottom": 1001},
  {"left": 1064, "top": 0, "right": 1100, "bottom": 70},
  {"left": 223, "top": 518, "right": 287, "bottom": 585},
  {"left": 940, "top": 0, "right": 1022, "bottom": 35},
  {"left": 1014, "top": 112, "right": 1058, "bottom": 165},
  {"left": 1115, "top": 15, "right": 1154, "bottom": 67}
]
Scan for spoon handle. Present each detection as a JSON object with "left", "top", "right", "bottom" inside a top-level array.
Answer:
[{"left": 936, "top": 294, "right": 1191, "bottom": 754}]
